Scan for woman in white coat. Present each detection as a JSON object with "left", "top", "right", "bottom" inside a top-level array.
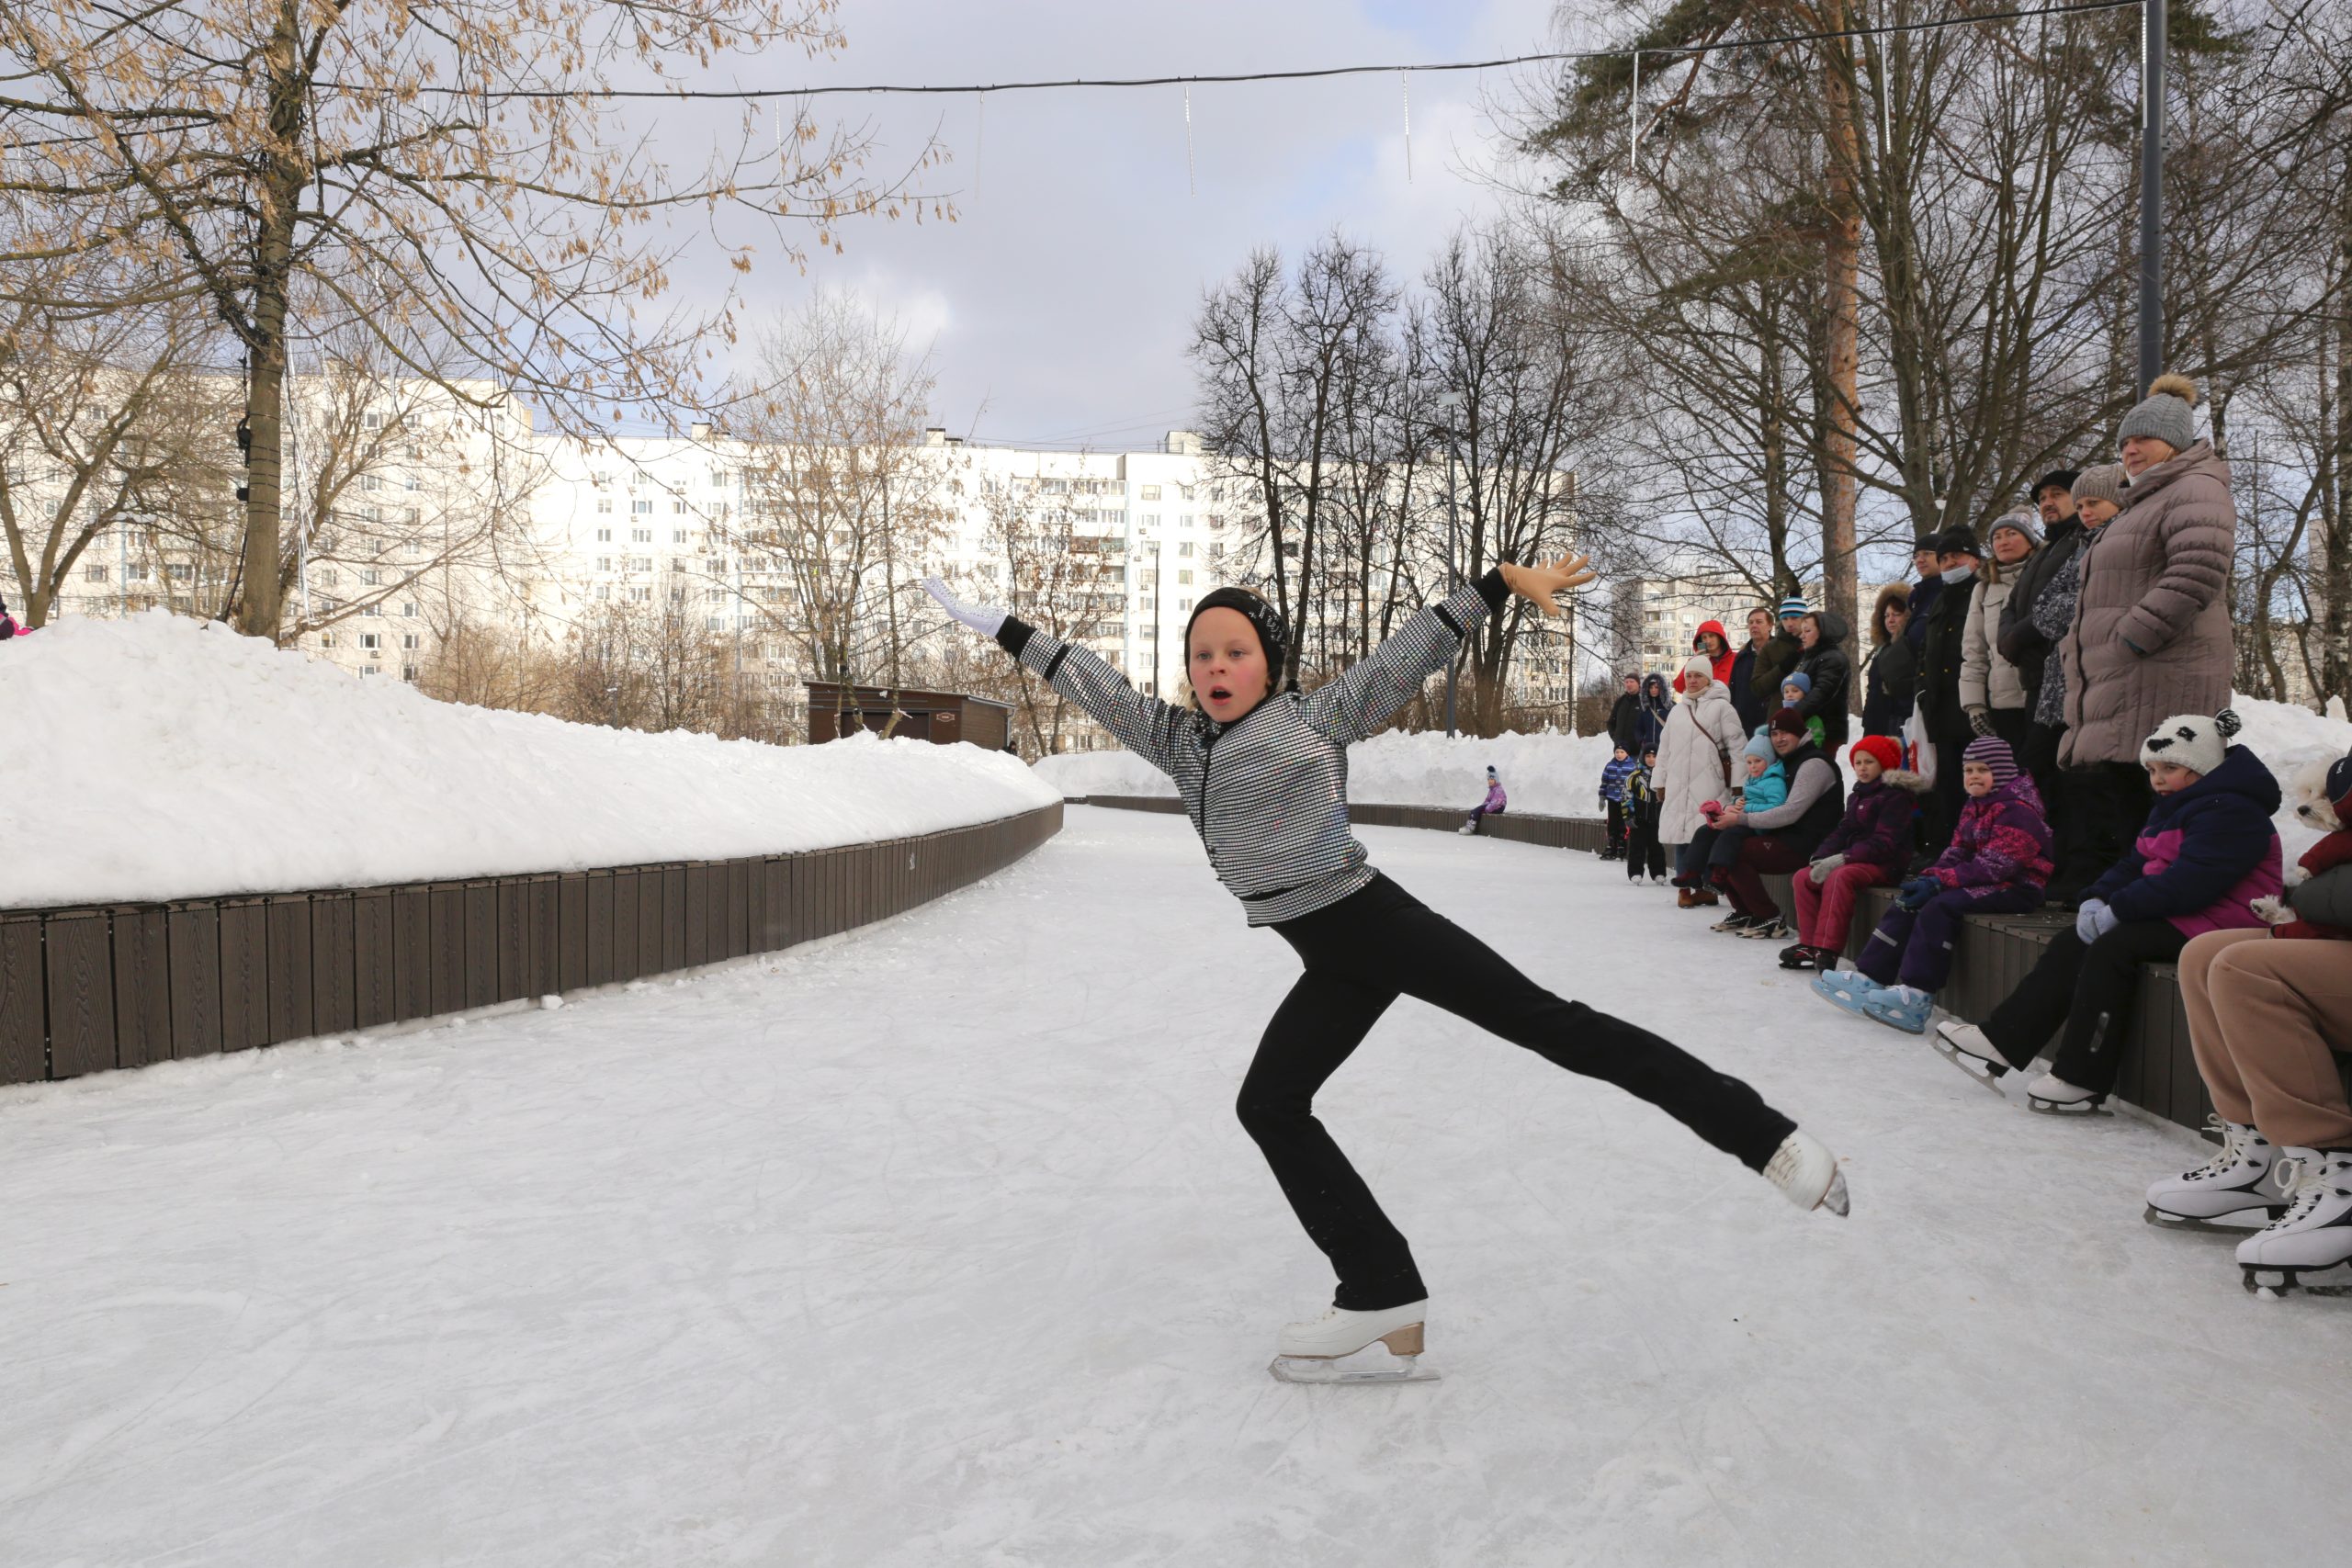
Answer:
[
  {"left": 1960, "top": 513, "right": 2042, "bottom": 750},
  {"left": 1656, "top": 655, "right": 1747, "bottom": 908}
]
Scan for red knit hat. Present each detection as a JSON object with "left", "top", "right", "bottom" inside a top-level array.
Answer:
[{"left": 1850, "top": 735, "right": 1903, "bottom": 773}]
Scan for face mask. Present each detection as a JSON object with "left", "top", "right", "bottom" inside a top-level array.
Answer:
[{"left": 1941, "top": 564, "right": 1976, "bottom": 586}]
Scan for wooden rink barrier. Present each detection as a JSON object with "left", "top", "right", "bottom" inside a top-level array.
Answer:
[
  {"left": 0, "top": 802, "right": 1062, "bottom": 1087},
  {"left": 1069, "top": 794, "right": 2330, "bottom": 1140}
]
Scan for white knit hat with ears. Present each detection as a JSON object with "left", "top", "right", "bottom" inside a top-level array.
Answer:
[{"left": 2140, "top": 708, "right": 2242, "bottom": 779}]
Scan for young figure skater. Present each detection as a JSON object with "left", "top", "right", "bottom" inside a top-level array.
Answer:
[{"left": 924, "top": 561, "right": 1849, "bottom": 1378}]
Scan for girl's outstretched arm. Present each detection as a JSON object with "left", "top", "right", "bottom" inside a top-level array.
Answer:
[
  {"left": 924, "top": 577, "right": 1187, "bottom": 776},
  {"left": 1301, "top": 554, "right": 1593, "bottom": 746}
]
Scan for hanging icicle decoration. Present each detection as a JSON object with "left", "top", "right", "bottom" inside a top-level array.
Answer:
[
  {"left": 1182, "top": 83, "right": 1196, "bottom": 197},
  {"left": 1400, "top": 69, "right": 1413, "bottom": 184},
  {"left": 1629, "top": 50, "right": 1641, "bottom": 173}
]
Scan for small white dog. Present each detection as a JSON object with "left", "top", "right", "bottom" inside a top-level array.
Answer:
[{"left": 2251, "top": 757, "right": 2349, "bottom": 924}]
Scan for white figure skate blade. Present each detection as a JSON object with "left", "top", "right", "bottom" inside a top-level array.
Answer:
[
  {"left": 1929, "top": 1036, "right": 2009, "bottom": 1095},
  {"left": 1269, "top": 1347, "right": 1440, "bottom": 1385},
  {"left": 2142, "top": 1204, "right": 2275, "bottom": 1236},
  {"left": 2026, "top": 1095, "right": 2110, "bottom": 1117},
  {"left": 2242, "top": 1259, "right": 2352, "bottom": 1299}
]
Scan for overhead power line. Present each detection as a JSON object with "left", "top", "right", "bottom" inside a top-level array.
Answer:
[{"left": 332, "top": 0, "right": 2145, "bottom": 101}]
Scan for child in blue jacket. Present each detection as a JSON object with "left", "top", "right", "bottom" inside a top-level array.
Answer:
[{"left": 1600, "top": 748, "right": 1640, "bottom": 860}]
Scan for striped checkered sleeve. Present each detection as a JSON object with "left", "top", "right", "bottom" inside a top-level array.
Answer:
[
  {"left": 1012, "top": 627, "right": 1187, "bottom": 776},
  {"left": 1301, "top": 574, "right": 1503, "bottom": 746}
]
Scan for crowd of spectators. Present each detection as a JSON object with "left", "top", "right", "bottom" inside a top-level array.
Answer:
[{"left": 1591, "top": 374, "right": 2352, "bottom": 1293}]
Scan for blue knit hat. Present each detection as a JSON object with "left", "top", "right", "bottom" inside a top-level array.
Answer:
[
  {"left": 1743, "top": 731, "right": 1776, "bottom": 761},
  {"left": 1962, "top": 735, "right": 2018, "bottom": 785},
  {"left": 1776, "top": 596, "right": 1810, "bottom": 618},
  {"left": 1781, "top": 671, "right": 1813, "bottom": 696}
]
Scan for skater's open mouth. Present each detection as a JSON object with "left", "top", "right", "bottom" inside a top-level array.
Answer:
[{"left": 1209, "top": 686, "right": 1232, "bottom": 702}]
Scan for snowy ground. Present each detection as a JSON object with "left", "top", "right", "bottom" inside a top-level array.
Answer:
[{"left": 6, "top": 807, "right": 2348, "bottom": 1566}]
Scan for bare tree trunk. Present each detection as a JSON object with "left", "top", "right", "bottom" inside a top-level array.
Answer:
[{"left": 1818, "top": 3, "right": 1861, "bottom": 653}]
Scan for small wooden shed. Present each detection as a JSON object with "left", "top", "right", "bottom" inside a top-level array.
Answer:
[{"left": 805, "top": 682, "right": 1013, "bottom": 751}]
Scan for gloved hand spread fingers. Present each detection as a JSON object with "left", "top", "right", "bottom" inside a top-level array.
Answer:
[{"left": 922, "top": 576, "right": 1007, "bottom": 639}]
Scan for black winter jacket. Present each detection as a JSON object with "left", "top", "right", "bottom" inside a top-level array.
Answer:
[
  {"left": 1728, "top": 643, "right": 1771, "bottom": 733},
  {"left": 1791, "top": 610, "right": 1853, "bottom": 749},
  {"left": 1860, "top": 636, "right": 1917, "bottom": 739},
  {"left": 1914, "top": 571, "right": 1978, "bottom": 742},
  {"left": 1607, "top": 691, "right": 1643, "bottom": 753},
  {"left": 1996, "top": 513, "right": 2085, "bottom": 702}
]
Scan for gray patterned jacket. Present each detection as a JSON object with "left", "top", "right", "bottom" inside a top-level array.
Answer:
[{"left": 1000, "top": 573, "right": 1505, "bottom": 925}]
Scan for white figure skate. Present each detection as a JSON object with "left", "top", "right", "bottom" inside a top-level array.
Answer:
[{"left": 1269, "top": 1300, "right": 1439, "bottom": 1385}]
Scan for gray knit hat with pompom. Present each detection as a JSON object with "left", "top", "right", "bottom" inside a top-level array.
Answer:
[{"left": 2119, "top": 373, "right": 2200, "bottom": 454}]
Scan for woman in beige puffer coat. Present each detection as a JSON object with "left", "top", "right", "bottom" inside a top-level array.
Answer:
[
  {"left": 2059, "top": 375, "right": 2235, "bottom": 771},
  {"left": 1655, "top": 656, "right": 1747, "bottom": 871},
  {"left": 1960, "top": 513, "right": 2040, "bottom": 750}
]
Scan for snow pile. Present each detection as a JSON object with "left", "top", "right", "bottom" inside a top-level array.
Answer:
[
  {"left": 1034, "top": 692, "right": 2352, "bottom": 850},
  {"left": 0, "top": 614, "right": 1059, "bottom": 908}
]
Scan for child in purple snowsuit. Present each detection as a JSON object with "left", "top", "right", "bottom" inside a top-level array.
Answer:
[
  {"left": 1460, "top": 766, "right": 1508, "bottom": 836},
  {"left": 1821, "top": 735, "right": 2052, "bottom": 1032}
]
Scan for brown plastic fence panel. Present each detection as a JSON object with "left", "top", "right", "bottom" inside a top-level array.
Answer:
[
  {"left": 45, "top": 909, "right": 117, "bottom": 1078},
  {"left": 0, "top": 910, "right": 45, "bottom": 1083},
  {"left": 111, "top": 907, "right": 173, "bottom": 1070},
  {"left": 391, "top": 886, "right": 433, "bottom": 1023},
  {"left": 605, "top": 870, "right": 640, "bottom": 985},
  {"left": 265, "top": 895, "right": 313, "bottom": 1046},
  {"left": 165, "top": 901, "right": 222, "bottom": 1061},
  {"left": 723, "top": 860, "right": 751, "bottom": 960},
  {"left": 219, "top": 897, "right": 268, "bottom": 1052},
  {"left": 493, "top": 882, "right": 528, "bottom": 1005},
  {"left": 558, "top": 874, "right": 589, "bottom": 992},
  {"left": 462, "top": 882, "right": 498, "bottom": 1010},
  {"left": 683, "top": 863, "right": 713, "bottom": 967},
  {"left": 638, "top": 869, "right": 666, "bottom": 978},
  {"left": 583, "top": 872, "right": 615, "bottom": 988},
  {"left": 427, "top": 885, "right": 467, "bottom": 1017},
  {"left": 311, "top": 893, "right": 356, "bottom": 1038},
  {"left": 660, "top": 867, "right": 687, "bottom": 973},
  {"left": 525, "top": 876, "right": 559, "bottom": 998},
  {"left": 352, "top": 890, "right": 397, "bottom": 1030}
]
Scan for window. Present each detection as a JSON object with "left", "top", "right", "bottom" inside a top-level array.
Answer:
[
  {"left": 594, "top": 584, "right": 610, "bottom": 601},
  {"left": 320, "top": 631, "right": 334, "bottom": 647},
  {"left": 1177, "top": 570, "right": 1193, "bottom": 585},
  {"left": 632, "top": 527, "right": 651, "bottom": 543},
  {"left": 593, "top": 470, "right": 612, "bottom": 487},
  {"left": 596, "top": 556, "right": 613, "bottom": 572},
  {"left": 596, "top": 498, "right": 613, "bottom": 514},
  {"left": 671, "top": 499, "right": 687, "bottom": 513},
  {"left": 1177, "top": 541, "right": 1193, "bottom": 558},
  {"left": 85, "top": 562, "right": 107, "bottom": 582},
  {"left": 595, "top": 527, "right": 612, "bottom": 542},
  {"left": 707, "top": 615, "right": 724, "bottom": 631},
  {"left": 403, "top": 442, "right": 424, "bottom": 460},
  {"left": 630, "top": 557, "right": 652, "bottom": 572},
  {"left": 397, "top": 507, "right": 420, "bottom": 525},
  {"left": 359, "top": 633, "right": 380, "bottom": 649},
  {"left": 403, "top": 665, "right": 418, "bottom": 682},
  {"left": 402, "top": 633, "right": 420, "bottom": 649},
  {"left": 361, "top": 568, "right": 382, "bottom": 586},
  {"left": 1141, "top": 514, "right": 1159, "bottom": 529},
  {"left": 631, "top": 500, "right": 652, "bottom": 515},
  {"left": 1139, "top": 484, "right": 1161, "bottom": 501},
  {"left": 628, "top": 585, "right": 651, "bottom": 603},
  {"left": 401, "top": 603, "right": 416, "bottom": 617},
  {"left": 404, "top": 475, "right": 422, "bottom": 491},
  {"left": 673, "top": 529, "right": 689, "bottom": 544},
  {"left": 669, "top": 586, "right": 686, "bottom": 604},
  {"left": 359, "top": 665, "right": 380, "bottom": 676},
  {"left": 359, "top": 474, "right": 383, "bottom": 491},
  {"left": 1179, "top": 515, "right": 1194, "bottom": 530},
  {"left": 167, "top": 563, "right": 193, "bottom": 581},
  {"left": 1177, "top": 598, "right": 1192, "bottom": 612},
  {"left": 360, "top": 412, "right": 384, "bottom": 431}
]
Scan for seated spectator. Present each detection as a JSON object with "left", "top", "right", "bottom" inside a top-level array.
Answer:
[
  {"left": 1459, "top": 764, "right": 1508, "bottom": 836},
  {"left": 1691, "top": 734, "right": 1788, "bottom": 930},
  {"left": 1600, "top": 746, "right": 1640, "bottom": 861},
  {"left": 1707, "top": 709, "right": 1847, "bottom": 940},
  {"left": 1624, "top": 744, "right": 1668, "bottom": 885},
  {"left": 1935, "top": 710, "right": 2283, "bottom": 1111},
  {"left": 2143, "top": 749, "right": 2352, "bottom": 1290},
  {"left": 1782, "top": 735, "right": 1930, "bottom": 971},
  {"left": 1813, "top": 736, "right": 2052, "bottom": 1032},
  {"left": 1779, "top": 672, "right": 1826, "bottom": 749}
]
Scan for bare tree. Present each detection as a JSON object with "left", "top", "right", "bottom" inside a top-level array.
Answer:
[{"left": 1, "top": 0, "right": 937, "bottom": 638}]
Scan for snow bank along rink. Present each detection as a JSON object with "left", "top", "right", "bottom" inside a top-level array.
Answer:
[
  {"left": 1039, "top": 694, "right": 2352, "bottom": 856},
  {"left": 7, "top": 809, "right": 2348, "bottom": 1566},
  {"left": 0, "top": 613, "right": 1059, "bottom": 909}
]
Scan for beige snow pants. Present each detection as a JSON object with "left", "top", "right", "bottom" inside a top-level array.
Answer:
[{"left": 2179, "top": 928, "right": 2352, "bottom": 1150}]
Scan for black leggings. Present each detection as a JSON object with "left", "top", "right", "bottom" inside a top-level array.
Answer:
[
  {"left": 1242, "top": 874, "right": 1798, "bottom": 1311},
  {"left": 1979, "top": 918, "right": 2188, "bottom": 1092}
]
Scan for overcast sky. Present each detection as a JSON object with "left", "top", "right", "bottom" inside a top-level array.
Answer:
[{"left": 707, "top": 0, "right": 1565, "bottom": 448}]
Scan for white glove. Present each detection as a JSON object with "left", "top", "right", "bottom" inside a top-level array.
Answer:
[
  {"left": 2250, "top": 895, "right": 2294, "bottom": 927},
  {"left": 2075, "top": 898, "right": 2120, "bottom": 944},
  {"left": 923, "top": 576, "right": 1006, "bottom": 639}
]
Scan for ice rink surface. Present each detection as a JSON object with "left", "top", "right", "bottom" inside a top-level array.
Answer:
[{"left": 6, "top": 806, "right": 2347, "bottom": 1565}]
